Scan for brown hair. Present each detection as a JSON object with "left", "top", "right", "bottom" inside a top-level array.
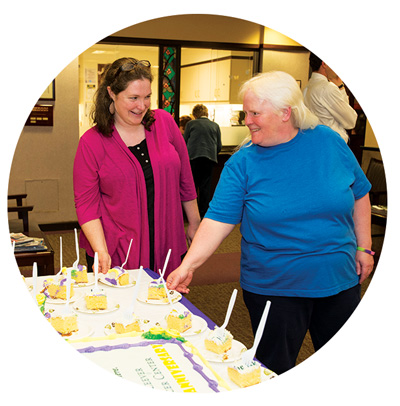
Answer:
[
  {"left": 91, "top": 57, "right": 155, "bottom": 136},
  {"left": 192, "top": 104, "right": 208, "bottom": 119},
  {"left": 179, "top": 115, "right": 192, "bottom": 130}
]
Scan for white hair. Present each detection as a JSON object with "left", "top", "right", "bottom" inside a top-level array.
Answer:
[{"left": 239, "top": 71, "right": 318, "bottom": 130}]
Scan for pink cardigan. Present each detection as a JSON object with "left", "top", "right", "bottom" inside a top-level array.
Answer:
[{"left": 73, "top": 109, "right": 197, "bottom": 276}]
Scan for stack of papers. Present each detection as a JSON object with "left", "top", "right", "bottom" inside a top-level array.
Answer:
[{"left": 11, "top": 233, "right": 47, "bottom": 252}]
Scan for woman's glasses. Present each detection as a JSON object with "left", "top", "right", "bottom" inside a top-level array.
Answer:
[{"left": 113, "top": 60, "right": 151, "bottom": 80}]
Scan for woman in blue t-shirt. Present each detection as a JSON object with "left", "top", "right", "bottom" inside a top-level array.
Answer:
[{"left": 167, "top": 71, "right": 374, "bottom": 375}]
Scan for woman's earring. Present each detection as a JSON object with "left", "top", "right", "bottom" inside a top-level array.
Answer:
[{"left": 109, "top": 102, "right": 115, "bottom": 115}]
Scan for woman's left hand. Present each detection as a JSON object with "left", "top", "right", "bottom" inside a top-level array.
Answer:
[{"left": 356, "top": 250, "right": 374, "bottom": 284}]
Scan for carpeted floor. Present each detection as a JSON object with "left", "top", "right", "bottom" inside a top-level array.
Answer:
[{"left": 35, "top": 222, "right": 382, "bottom": 367}]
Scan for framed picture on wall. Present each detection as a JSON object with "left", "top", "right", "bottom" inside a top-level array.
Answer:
[{"left": 39, "top": 80, "right": 55, "bottom": 101}]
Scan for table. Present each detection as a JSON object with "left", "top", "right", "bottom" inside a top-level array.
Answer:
[
  {"left": 15, "top": 232, "right": 55, "bottom": 276},
  {"left": 25, "top": 268, "right": 276, "bottom": 392}
]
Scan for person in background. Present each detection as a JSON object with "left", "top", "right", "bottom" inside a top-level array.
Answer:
[
  {"left": 73, "top": 57, "right": 200, "bottom": 277},
  {"left": 167, "top": 71, "right": 374, "bottom": 375},
  {"left": 303, "top": 52, "right": 357, "bottom": 144},
  {"left": 179, "top": 115, "right": 192, "bottom": 136},
  {"left": 183, "top": 104, "right": 222, "bottom": 218}
]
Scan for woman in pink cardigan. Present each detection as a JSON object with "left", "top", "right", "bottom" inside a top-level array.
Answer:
[{"left": 73, "top": 57, "right": 200, "bottom": 277}]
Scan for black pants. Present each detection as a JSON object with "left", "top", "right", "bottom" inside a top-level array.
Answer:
[
  {"left": 243, "top": 284, "right": 361, "bottom": 375},
  {"left": 190, "top": 157, "right": 215, "bottom": 218}
]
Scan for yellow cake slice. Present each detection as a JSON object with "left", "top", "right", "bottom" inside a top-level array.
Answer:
[
  {"left": 166, "top": 309, "right": 192, "bottom": 333},
  {"left": 148, "top": 279, "right": 167, "bottom": 300},
  {"left": 204, "top": 327, "right": 233, "bottom": 354},
  {"left": 49, "top": 313, "right": 78, "bottom": 336},
  {"left": 85, "top": 288, "right": 107, "bottom": 310},
  {"left": 42, "top": 277, "right": 74, "bottom": 300},
  {"left": 105, "top": 266, "right": 129, "bottom": 286},
  {"left": 62, "top": 265, "right": 88, "bottom": 284},
  {"left": 115, "top": 313, "right": 142, "bottom": 334},
  {"left": 227, "top": 360, "right": 261, "bottom": 388}
]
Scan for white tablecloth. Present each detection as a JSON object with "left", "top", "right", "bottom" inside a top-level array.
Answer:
[{"left": 24, "top": 268, "right": 276, "bottom": 392}]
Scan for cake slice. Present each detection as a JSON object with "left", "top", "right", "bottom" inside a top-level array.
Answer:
[
  {"left": 204, "top": 327, "right": 233, "bottom": 354},
  {"left": 62, "top": 265, "right": 88, "bottom": 284},
  {"left": 49, "top": 312, "right": 79, "bottom": 337},
  {"left": 166, "top": 309, "right": 192, "bottom": 333},
  {"left": 85, "top": 288, "right": 107, "bottom": 310},
  {"left": 105, "top": 266, "right": 129, "bottom": 286},
  {"left": 227, "top": 360, "right": 261, "bottom": 388},
  {"left": 115, "top": 313, "right": 142, "bottom": 334},
  {"left": 42, "top": 277, "right": 74, "bottom": 300},
  {"left": 148, "top": 279, "right": 167, "bottom": 300}
]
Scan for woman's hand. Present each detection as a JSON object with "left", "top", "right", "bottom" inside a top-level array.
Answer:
[
  {"left": 97, "top": 250, "right": 112, "bottom": 274},
  {"left": 356, "top": 250, "right": 374, "bottom": 284},
  {"left": 166, "top": 266, "right": 194, "bottom": 294}
]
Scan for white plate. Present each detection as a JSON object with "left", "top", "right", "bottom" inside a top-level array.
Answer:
[
  {"left": 200, "top": 339, "right": 247, "bottom": 363},
  {"left": 137, "top": 290, "right": 182, "bottom": 305},
  {"left": 72, "top": 297, "right": 120, "bottom": 314},
  {"left": 98, "top": 269, "right": 138, "bottom": 288},
  {"left": 159, "top": 314, "right": 207, "bottom": 337},
  {"left": 73, "top": 273, "right": 95, "bottom": 288},
  {"left": 45, "top": 292, "right": 82, "bottom": 305}
]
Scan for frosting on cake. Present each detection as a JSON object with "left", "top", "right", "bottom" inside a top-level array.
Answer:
[
  {"left": 105, "top": 266, "right": 129, "bottom": 286},
  {"left": 71, "top": 328, "right": 230, "bottom": 392},
  {"left": 42, "top": 277, "right": 74, "bottom": 300},
  {"left": 148, "top": 278, "right": 168, "bottom": 300},
  {"left": 62, "top": 265, "right": 88, "bottom": 284},
  {"left": 85, "top": 288, "right": 107, "bottom": 310},
  {"left": 166, "top": 309, "right": 192, "bottom": 333},
  {"left": 230, "top": 359, "right": 259, "bottom": 373},
  {"left": 227, "top": 359, "right": 262, "bottom": 388},
  {"left": 206, "top": 326, "right": 233, "bottom": 344}
]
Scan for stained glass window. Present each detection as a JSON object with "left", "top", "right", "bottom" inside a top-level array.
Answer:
[{"left": 161, "top": 46, "right": 177, "bottom": 117}]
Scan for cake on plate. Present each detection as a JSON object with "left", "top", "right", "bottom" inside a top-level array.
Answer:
[
  {"left": 227, "top": 360, "right": 261, "bottom": 388},
  {"left": 105, "top": 266, "right": 129, "bottom": 286},
  {"left": 42, "top": 277, "right": 74, "bottom": 300},
  {"left": 85, "top": 288, "right": 107, "bottom": 310},
  {"left": 148, "top": 279, "right": 168, "bottom": 300},
  {"left": 204, "top": 327, "right": 233, "bottom": 354},
  {"left": 62, "top": 264, "right": 88, "bottom": 284},
  {"left": 49, "top": 312, "right": 78, "bottom": 336},
  {"left": 115, "top": 313, "right": 142, "bottom": 334},
  {"left": 166, "top": 309, "right": 192, "bottom": 333}
]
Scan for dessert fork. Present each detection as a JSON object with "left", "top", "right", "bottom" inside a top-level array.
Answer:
[
  {"left": 242, "top": 300, "right": 271, "bottom": 366},
  {"left": 72, "top": 228, "right": 79, "bottom": 270},
  {"left": 120, "top": 238, "right": 133, "bottom": 270},
  {"left": 214, "top": 288, "right": 237, "bottom": 339}
]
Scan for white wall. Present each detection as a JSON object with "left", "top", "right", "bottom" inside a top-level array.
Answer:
[{"left": 8, "top": 58, "right": 80, "bottom": 226}]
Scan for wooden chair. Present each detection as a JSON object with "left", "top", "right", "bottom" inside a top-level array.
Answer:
[{"left": 8, "top": 194, "right": 34, "bottom": 233}]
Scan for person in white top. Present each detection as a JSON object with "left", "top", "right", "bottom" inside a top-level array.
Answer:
[{"left": 303, "top": 53, "right": 357, "bottom": 143}]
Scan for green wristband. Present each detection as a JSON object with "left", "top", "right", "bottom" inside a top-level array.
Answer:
[{"left": 357, "top": 247, "right": 375, "bottom": 256}]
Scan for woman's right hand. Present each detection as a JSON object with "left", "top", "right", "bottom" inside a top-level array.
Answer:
[
  {"left": 166, "top": 266, "right": 193, "bottom": 294},
  {"left": 97, "top": 250, "right": 112, "bottom": 274}
]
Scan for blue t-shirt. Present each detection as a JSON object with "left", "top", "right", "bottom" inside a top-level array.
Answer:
[{"left": 205, "top": 125, "right": 371, "bottom": 298}]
